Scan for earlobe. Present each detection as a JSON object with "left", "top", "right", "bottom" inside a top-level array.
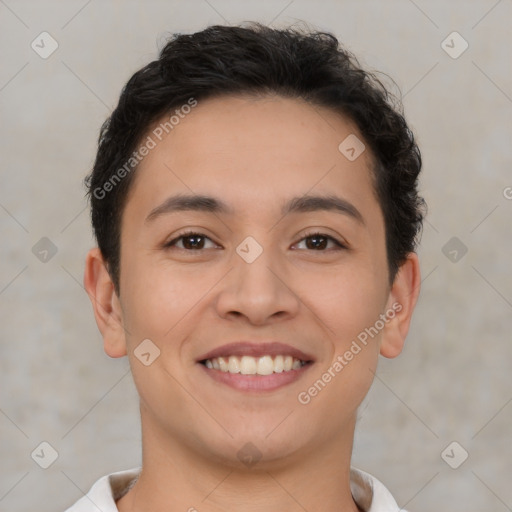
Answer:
[
  {"left": 83, "top": 248, "right": 127, "bottom": 358},
  {"left": 379, "top": 252, "right": 421, "bottom": 359}
]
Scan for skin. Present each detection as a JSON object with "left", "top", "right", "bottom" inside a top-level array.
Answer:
[{"left": 84, "top": 94, "right": 421, "bottom": 512}]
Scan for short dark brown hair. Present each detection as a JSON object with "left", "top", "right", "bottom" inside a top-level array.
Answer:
[{"left": 86, "top": 22, "right": 425, "bottom": 293}]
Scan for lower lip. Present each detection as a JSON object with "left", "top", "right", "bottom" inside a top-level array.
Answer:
[{"left": 198, "top": 362, "right": 313, "bottom": 392}]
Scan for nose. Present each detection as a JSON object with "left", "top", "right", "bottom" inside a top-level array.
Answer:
[{"left": 214, "top": 241, "right": 301, "bottom": 326}]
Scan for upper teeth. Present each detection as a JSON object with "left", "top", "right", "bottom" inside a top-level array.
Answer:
[{"left": 204, "top": 355, "right": 305, "bottom": 375}]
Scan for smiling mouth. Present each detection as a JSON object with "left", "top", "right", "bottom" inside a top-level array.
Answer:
[{"left": 200, "top": 355, "right": 312, "bottom": 375}]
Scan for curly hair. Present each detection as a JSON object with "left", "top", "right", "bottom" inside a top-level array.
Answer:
[{"left": 86, "top": 22, "right": 425, "bottom": 293}]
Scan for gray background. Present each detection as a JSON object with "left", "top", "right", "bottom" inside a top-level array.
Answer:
[{"left": 1, "top": 1, "right": 511, "bottom": 511}]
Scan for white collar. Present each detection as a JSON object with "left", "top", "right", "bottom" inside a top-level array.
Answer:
[{"left": 65, "top": 466, "right": 406, "bottom": 512}]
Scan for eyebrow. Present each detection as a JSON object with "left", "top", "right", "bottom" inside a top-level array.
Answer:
[{"left": 145, "top": 193, "right": 365, "bottom": 225}]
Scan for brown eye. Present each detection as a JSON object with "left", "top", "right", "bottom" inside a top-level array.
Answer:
[
  {"left": 165, "top": 232, "right": 217, "bottom": 250},
  {"left": 294, "top": 232, "right": 346, "bottom": 251},
  {"left": 305, "top": 234, "right": 329, "bottom": 250},
  {"left": 181, "top": 234, "right": 206, "bottom": 250}
]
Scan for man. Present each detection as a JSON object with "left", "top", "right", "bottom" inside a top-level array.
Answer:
[{"left": 69, "top": 22, "right": 424, "bottom": 511}]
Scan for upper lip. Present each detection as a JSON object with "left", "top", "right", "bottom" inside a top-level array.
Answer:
[{"left": 196, "top": 341, "right": 315, "bottom": 362}]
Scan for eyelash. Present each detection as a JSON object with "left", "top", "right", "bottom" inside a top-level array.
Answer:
[{"left": 164, "top": 230, "right": 347, "bottom": 252}]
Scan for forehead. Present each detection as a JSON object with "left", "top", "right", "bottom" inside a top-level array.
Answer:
[{"left": 125, "top": 94, "right": 380, "bottom": 224}]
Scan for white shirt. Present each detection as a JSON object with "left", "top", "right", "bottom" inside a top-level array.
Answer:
[{"left": 64, "top": 467, "right": 407, "bottom": 512}]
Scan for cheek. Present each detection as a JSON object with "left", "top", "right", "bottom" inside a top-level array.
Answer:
[
  {"left": 305, "top": 265, "right": 386, "bottom": 391},
  {"left": 120, "top": 262, "right": 202, "bottom": 421},
  {"left": 298, "top": 279, "right": 383, "bottom": 419},
  {"left": 120, "top": 254, "right": 199, "bottom": 341},
  {"left": 329, "top": 270, "right": 388, "bottom": 393},
  {"left": 307, "top": 262, "right": 388, "bottom": 337}
]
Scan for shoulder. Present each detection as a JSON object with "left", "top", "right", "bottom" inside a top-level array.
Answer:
[
  {"left": 350, "top": 467, "right": 408, "bottom": 512},
  {"left": 63, "top": 468, "right": 141, "bottom": 512}
]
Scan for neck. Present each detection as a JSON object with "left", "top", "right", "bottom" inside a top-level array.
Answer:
[{"left": 117, "top": 409, "right": 361, "bottom": 512}]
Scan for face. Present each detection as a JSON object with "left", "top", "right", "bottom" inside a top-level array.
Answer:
[{"left": 89, "top": 94, "right": 417, "bottom": 469}]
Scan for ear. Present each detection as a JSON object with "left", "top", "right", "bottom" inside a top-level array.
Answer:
[
  {"left": 83, "top": 247, "right": 127, "bottom": 358},
  {"left": 379, "top": 252, "right": 421, "bottom": 359}
]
